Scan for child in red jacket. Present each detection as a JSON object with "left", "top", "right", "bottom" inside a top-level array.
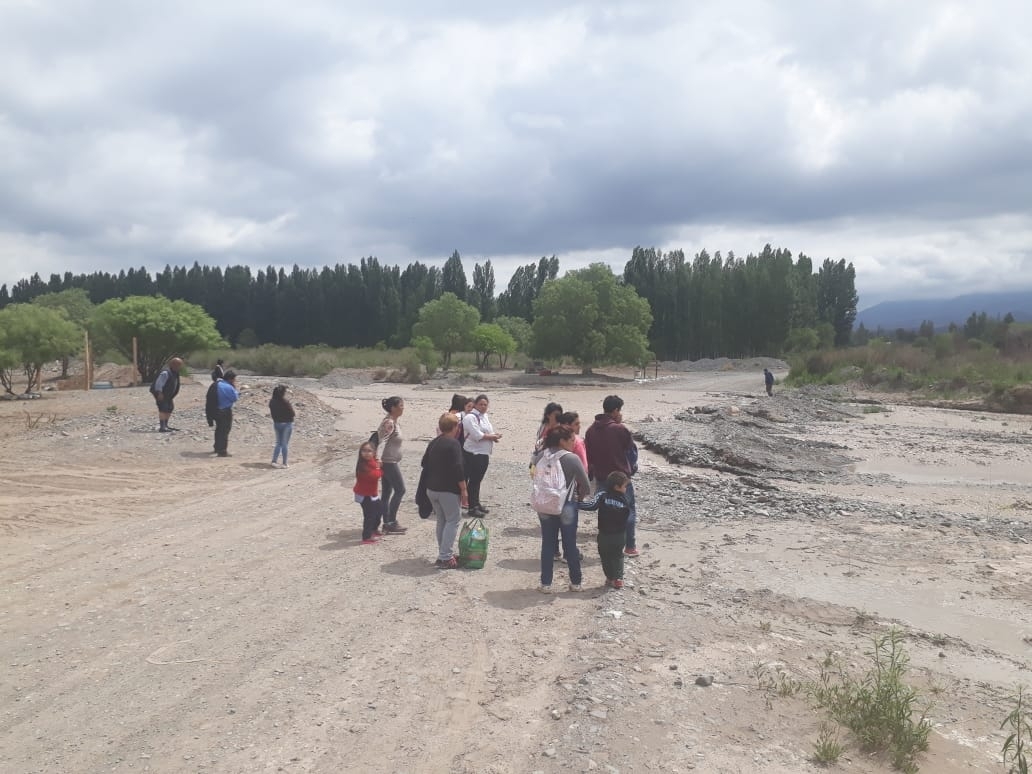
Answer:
[{"left": 354, "top": 441, "right": 385, "bottom": 544}]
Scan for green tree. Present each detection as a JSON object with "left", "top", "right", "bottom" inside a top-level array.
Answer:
[
  {"left": 470, "top": 323, "right": 517, "bottom": 369},
  {"left": 495, "top": 315, "right": 533, "bottom": 354},
  {"left": 32, "top": 288, "right": 95, "bottom": 377},
  {"left": 0, "top": 344, "right": 18, "bottom": 393},
  {"left": 816, "top": 258, "right": 859, "bottom": 347},
  {"left": 531, "top": 264, "right": 653, "bottom": 374},
  {"left": 411, "top": 292, "right": 480, "bottom": 369},
  {"left": 469, "top": 260, "right": 496, "bottom": 321},
  {"left": 0, "top": 304, "right": 82, "bottom": 392},
  {"left": 92, "top": 295, "right": 225, "bottom": 382},
  {"left": 441, "top": 251, "right": 468, "bottom": 301}
]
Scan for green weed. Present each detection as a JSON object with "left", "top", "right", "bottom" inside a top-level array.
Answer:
[
  {"left": 810, "top": 629, "right": 931, "bottom": 773},
  {"left": 1001, "top": 686, "right": 1032, "bottom": 774},
  {"left": 812, "top": 722, "right": 843, "bottom": 765}
]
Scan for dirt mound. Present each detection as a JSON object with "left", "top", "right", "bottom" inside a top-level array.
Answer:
[{"left": 635, "top": 389, "right": 859, "bottom": 481}]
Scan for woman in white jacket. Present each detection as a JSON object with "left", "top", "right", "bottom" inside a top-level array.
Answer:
[{"left": 461, "top": 394, "right": 502, "bottom": 516}]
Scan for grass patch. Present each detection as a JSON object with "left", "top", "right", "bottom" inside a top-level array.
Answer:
[
  {"left": 810, "top": 629, "right": 931, "bottom": 772},
  {"left": 787, "top": 337, "right": 1032, "bottom": 405},
  {"left": 191, "top": 345, "right": 415, "bottom": 378}
]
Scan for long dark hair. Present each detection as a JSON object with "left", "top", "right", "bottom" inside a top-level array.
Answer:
[
  {"left": 356, "top": 441, "right": 376, "bottom": 476},
  {"left": 541, "top": 402, "right": 563, "bottom": 424},
  {"left": 449, "top": 393, "right": 467, "bottom": 412},
  {"left": 272, "top": 384, "right": 288, "bottom": 402}
]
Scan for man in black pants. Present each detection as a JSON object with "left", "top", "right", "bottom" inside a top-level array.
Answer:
[{"left": 212, "top": 371, "right": 239, "bottom": 457}]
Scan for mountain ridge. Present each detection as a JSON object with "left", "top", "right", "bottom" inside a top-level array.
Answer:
[{"left": 856, "top": 290, "right": 1032, "bottom": 332}]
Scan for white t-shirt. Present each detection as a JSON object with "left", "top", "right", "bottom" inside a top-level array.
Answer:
[{"left": 462, "top": 410, "right": 495, "bottom": 456}]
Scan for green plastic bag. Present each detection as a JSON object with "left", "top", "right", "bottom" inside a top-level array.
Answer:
[{"left": 458, "top": 517, "right": 489, "bottom": 569}]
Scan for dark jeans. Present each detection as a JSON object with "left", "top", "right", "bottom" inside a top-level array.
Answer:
[
  {"left": 463, "top": 451, "right": 490, "bottom": 509},
  {"left": 625, "top": 480, "right": 637, "bottom": 550},
  {"left": 597, "top": 531, "right": 626, "bottom": 580},
  {"left": 380, "top": 462, "right": 406, "bottom": 524},
  {"left": 359, "top": 496, "right": 384, "bottom": 540},
  {"left": 539, "top": 504, "right": 582, "bottom": 587},
  {"left": 214, "top": 409, "right": 233, "bottom": 453}
]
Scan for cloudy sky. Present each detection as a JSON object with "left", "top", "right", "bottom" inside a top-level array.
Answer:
[{"left": 2, "top": 1, "right": 1030, "bottom": 308}]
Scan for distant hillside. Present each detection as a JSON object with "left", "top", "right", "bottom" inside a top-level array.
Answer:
[{"left": 856, "top": 290, "right": 1032, "bottom": 332}]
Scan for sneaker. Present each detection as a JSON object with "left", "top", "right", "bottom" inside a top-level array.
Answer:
[
  {"left": 372, "top": 530, "right": 384, "bottom": 537},
  {"left": 611, "top": 579, "right": 624, "bottom": 589},
  {"left": 158, "top": 427, "right": 171, "bottom": 433},
  {"left": 623, "top": 547, "right": 640, "bottom": 557},
  {"left": 435, "top": 557, "right": 458, "bottom": 569},
  {"left": 383, "top": 523, "right": 408, "bottom": 534},
  {"left": 216, "top": 451, "right": 232, "bottom": 458},
  {"left": 361, "top": 538, "right": 380, "bottom": 545},
  {"left": 475, "top": 505, "right": 490, "bottom": 514},
  {"left": 568, "top": 584, "right": 583, "bottom": 592},
  {"left": 553, "top": 553, "right": 562, "bottom": 562},
  {"left": 538, "top": 584, "right": 553, "bottom": 594}
]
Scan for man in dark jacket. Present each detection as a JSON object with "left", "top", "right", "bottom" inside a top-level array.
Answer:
[
  {"left": 150, "top": 357, "right": 183, "bottom": 433},
  {"left": 764, "top": 367, "right": 775, "bottom": 396},
  {"left": 583, "top": 395, "right": 640, "bottom": 557},
  {"left": 211, "top": 359, "right": 225, "bottom": 382}
]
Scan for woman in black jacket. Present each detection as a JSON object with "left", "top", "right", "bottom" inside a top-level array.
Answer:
[{"left": 269, "top": 385, "right": 295, "bottom": 468}]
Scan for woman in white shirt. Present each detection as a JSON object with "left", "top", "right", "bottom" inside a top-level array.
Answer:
[{"left": 461, "top": 394, "right": 502, "bottom": 516}]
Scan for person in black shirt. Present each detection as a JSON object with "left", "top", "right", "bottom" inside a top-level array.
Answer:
[{"left": 577, "top": 471, "right": 632, "bottom": 589}]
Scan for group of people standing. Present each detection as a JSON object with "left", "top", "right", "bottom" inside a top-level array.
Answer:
[
  {"left": 351, "top": 389, "right": 640, "bottom": 591},
  {"left": 151, "top": 357, "right": 292, "bottom": 465},
  {"left": 531, "top": 395, "right": 638, "bottom": 593}
]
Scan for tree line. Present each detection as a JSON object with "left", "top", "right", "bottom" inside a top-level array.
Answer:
[{"left": 0, "top": 245, "right": 858, "bottom": 361}]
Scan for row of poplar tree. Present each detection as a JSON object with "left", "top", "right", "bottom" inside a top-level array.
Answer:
[{"left": 0, "top": 246, "right": 858, "bottom": 360}]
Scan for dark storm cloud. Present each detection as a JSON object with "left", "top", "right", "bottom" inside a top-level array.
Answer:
[{"left": 1, "top": 1, "right": 1030, "bottom": 301}]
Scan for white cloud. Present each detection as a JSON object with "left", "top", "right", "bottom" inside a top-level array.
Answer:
[{"left": 0, "top": 1, "right": 1030, "bottom": 305}]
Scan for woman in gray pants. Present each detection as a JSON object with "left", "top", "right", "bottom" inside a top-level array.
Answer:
[
  {"left": 422, "top": 413, "right": 469, "bottom": 569},
  {"left": 377, "top": 396, "right": 408, "bottom": 534}
]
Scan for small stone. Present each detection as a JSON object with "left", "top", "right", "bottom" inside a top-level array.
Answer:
[
  {"left": 674, "top": 677, "right": 684, "bottom": 688},
  {"left": 695, "top": 675, "right": 713, "bottom": 687},
  {"left": 543, "top": 747, "right": 557, "bottom": 758},
  {"left": 532, "top": 649, "right": 546, "bottom": 657},
  {"left": 938, "top": 651, "right": 946, "bottom": 658},
  {"left": 550, "top": 709, "right": 562, "bottom": 719}
]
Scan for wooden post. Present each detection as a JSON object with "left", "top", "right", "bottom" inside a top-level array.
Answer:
[
  {"left": 132, "top": 336, "right": 139, "bottom": 386},
  {"left": 84, "top": 331, "right": 91, "bottom": 391}
]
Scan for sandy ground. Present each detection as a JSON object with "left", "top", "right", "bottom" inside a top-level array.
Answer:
[{"left": 2, "top": 364, "right": 1031, "bottom": 773}]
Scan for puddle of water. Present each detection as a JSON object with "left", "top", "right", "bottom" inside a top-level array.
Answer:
[{"left": 855, "top": 456, "right": 1029, "bottom": 487}]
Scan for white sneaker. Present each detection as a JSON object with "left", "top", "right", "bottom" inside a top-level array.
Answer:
[
  {"left": 568, "top": 584, "right": 583, "bottom": 592},
  {"left": 538, "top": 585, "right": 553, "bottom": 594}
]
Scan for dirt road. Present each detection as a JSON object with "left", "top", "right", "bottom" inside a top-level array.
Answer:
[{"left": 1, "top": 365, "right": 1030, "bottom": 772}]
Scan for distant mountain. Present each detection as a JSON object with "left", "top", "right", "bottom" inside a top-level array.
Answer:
[{"left": 856, "top": 290, "right": 1032, "bottom": 332}]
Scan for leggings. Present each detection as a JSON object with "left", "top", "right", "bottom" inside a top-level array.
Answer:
[
  {"left": 463, "top": 452, "right": 490, "bottom": 509},
  {"left": 380, "top": 462, "right": 406, "bottom": 524}
]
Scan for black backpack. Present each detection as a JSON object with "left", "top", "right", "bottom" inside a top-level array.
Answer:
[{"left": 205, "top": 381, "right": 220, "bottom": 427}]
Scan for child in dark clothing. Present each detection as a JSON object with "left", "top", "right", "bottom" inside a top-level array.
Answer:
[{"left": 577, "top": 471, "right": 631, "bottom": 589}]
